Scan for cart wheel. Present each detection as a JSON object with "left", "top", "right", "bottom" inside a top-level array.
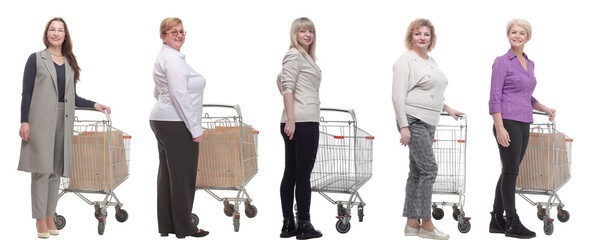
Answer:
[
  {"left": 95, "top": 211, "right": 108, "bottom": 220},
  {"left": 452, "top": 209, "right": 462, "bottom": 221},
  {"left": 190, "top": 213, "right": 200, "bottom": 227},
  {"left": 337, "top": 204, "right": 346, "bottom": 217},
  {"left": 224, "top": 204, "right": 235, "bottom": 217},
  {"left": 233, "top": 215, "right": 240, "bottom": 232},
  {"left": 544, "top": 221, "right": 554, "bottom": 235},
  {"left": 537, "top": 209, "right": 546, "bottom": 221},
  {"left": 245, "top": 205, "right": 258, "bottom": 218},
  {"left": 557, "top": 210, "right": 570, "bottom": 223},
  {"left": 458, "top": 220, "right": 471, "bottom": 233},
  {"left": 358, "top": 206, "right": 364, "bottom": 222},
  {"left": 432, "top": 208, "right": 444, "bottom": 220},
  {"left": 54, "top": 215, "right": 66, "bottom": 230},
  {"left": 335, "top": 219, "right": 351, "bottom": 234},
  {"left": 98, "top": 220, "right": 106, "bottom": 235},
  {"left": 115, "top": 209, "right": 128, "bottom": 223}
]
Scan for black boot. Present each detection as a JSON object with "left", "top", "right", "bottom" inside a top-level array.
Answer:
[
  {"left": 505, "top": 215, "right": 536, "bottom": 239},
  {"left": 280, "top": 216, "right": 297, "bottom": 238},
  {"left": 489, "top": 211, "right": 506, "bottom": 234},
  {"left": 296, "top": 220, "right": 322, "bottom": 239}
]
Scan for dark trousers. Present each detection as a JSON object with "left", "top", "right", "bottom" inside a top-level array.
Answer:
[
  {"left": 150, "top": 121, "right": 199, "bottom": 237},
  {"left": 492, "top": 119, "right": 530, "bottom": 218},
  {"left": 280, "top": 122, "right": 319, "bottom": 221}
]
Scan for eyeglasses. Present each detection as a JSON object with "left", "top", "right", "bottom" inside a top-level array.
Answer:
[{"left": 165, "top": 30, "right": 187, "bottom": 37}]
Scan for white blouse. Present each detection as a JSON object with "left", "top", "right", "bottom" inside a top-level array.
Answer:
[{"left": 150, "top": 45, "right": 206, "bottom": 138}]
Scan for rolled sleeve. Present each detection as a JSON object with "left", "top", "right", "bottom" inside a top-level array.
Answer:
[
  {"left": 531, "top": 96, "right": 538, "bottom": 106},
  {"left": 279, "top": 49, "right": 301, "bottom": 95},
  {"left": 489, "top": 57, "right": 506, "bottom": 115},
  {"left": 392, "top": 59, "right": 410, "bottom": 127}
]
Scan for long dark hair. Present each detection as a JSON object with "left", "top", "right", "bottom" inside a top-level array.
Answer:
[{"left": 43, "top": 17, "right": 81, "bottom": 82}]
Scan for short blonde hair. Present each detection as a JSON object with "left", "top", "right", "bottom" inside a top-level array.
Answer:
[
  {"left": 289, "top": 17, "right": 317, "bottom": 61},
  {"left": 160, "top": 17, "right": 182, "bottom": 37},
  {"left": 404, "top": 18, "right": 437, "bottom": 51},
  {"left": 506, "top": 18, "right": 532, "bottom": 40}
]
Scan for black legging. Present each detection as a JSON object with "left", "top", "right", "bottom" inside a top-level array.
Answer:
[
  {"left": 280, "top": 122, "right": 319, "bottom": 221},
  {"left": 492, "top": 119, "right": 530, "bottom": 218}
]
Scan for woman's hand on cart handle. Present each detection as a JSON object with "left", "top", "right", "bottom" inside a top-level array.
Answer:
[
  {"left": 443, "top": 105, "right": 464, "bottom": 121},
  {"left": 94, "top": 103, "right": 111, "bottom": 114},
  {"left": 19, "top": 122, "right": 30, "bottom": 141},
  {"left": 533, "top": 102, "right": 556, "bottom": 122},
  {"left": 284, "top": 120, "right": 296, "bottom": 140},
  {"left": 400, "top": 127, "right": 411, "bottom": 147},
  {"left": 193, "top": 136, "right": 202, "bottom": 142}
]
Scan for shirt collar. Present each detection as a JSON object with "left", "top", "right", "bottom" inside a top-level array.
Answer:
[
  {"left": 162, "top": 44, "right": 185, "bottom": 59},
  {"left": 506, "top": 49, "right": 528, "bottom": 60}
]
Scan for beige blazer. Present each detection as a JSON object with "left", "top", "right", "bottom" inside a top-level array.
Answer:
[
  {"left": 278, "top": 48, "right": 322, "bottom": 123},
  {"left": 18, "top": 49, "right": 75, "bottom": 177}
]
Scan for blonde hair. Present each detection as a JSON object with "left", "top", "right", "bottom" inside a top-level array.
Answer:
[
  {"left": 289, "top": 17, "right": 317, "bottom": 60},
  {"left": 506, "top": 18, "right": 532, "bottom": 40},
  {"left": 404, "top": 18, "right": 437, "bottom": 52},
  {"left": 160, "top": 17, "right": 182, "bottom": 37}
]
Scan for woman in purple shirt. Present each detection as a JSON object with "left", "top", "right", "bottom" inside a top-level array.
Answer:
[{"left": 488, "top": 19, "right": 556, "bottom": 239}]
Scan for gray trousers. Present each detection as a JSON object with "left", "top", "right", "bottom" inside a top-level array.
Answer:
[
  {"left": 31, "top": 103, "right": 64, "bottom": 219},
  {"left": 399, "top": 115, "right": 437, "bottom": 219}
]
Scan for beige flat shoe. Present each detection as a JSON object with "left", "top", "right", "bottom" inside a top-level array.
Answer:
[
  {"left": 37, "top": 232, "right": 50, "bottom": 239},
  {"left": 48, "top": 229, "right": 59, "bottom": 235}
]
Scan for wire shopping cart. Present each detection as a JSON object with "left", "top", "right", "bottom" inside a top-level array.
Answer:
[
  {"left": 55, "top": 108, "right": 131, "bottom": 235},
  {"left": 430, "top": 113, "right": 471, "bottom": 233},
  {"left": 309, "top": 108, "right": 374, "bottom": 234},
  {"left": 516, "top": 111, "right": 572, "bottom": 235},
  {"left": 192, "top": 104, "right": 259, "bottom": 232}
]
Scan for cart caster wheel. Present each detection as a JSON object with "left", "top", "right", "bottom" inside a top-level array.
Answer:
[
  {"left": 54, "top": 215, "right": 66, "bottom": 230},
  {"left": 190, "top": 213, "right": 199, "bottom": 227},
  {"left": 233, "top": 215, "right": 240, "bottom": 232},
  {"left": 245, "top": 205, "right": 258, "bottom": 218},
  {"left": 537, "top": 209, "right": 546, "bottom": 221},
  {"left": 452, "top": 209, "right": 462, "bottom": 221},
  {"left": 224, "top": 204, "right": 235, "bottom": 217},
  {"left": 557, "top": 210, "right": 570, "bottom": 223},
  {"left": 544, "top": 221, "right": 554, "bottom": 235},
  {"left": 432, "top": 208, "right": 444, "bottom": 220},
  {"left": 335, "top": 219, "right": 351, "bottom": 233},
  {"left": 115, "top": 209, "right": 128, "bottom": 223},
  {"left": 358, "top": 206, "right": 364, "bottom": 222},
  {"left": 98, "top": 220, "right": 106, "bottom": 235},
  {"left": 337, "top": 204, "right": 346, "bottom": 217},
  {"left": 95, "top": 211, "right": 107, "bottom": 220},
  {"left": 458, "top": 220, "right": 471, "bottom": 233}
]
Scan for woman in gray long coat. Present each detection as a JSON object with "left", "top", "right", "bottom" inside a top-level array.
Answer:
[{"left": 18, "top": 17, "right": 110, "bottom": 239}]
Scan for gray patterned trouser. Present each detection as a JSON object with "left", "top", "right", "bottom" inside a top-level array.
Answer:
[{"left": 399, "top": 115, "right": 437, "bottom": 219}]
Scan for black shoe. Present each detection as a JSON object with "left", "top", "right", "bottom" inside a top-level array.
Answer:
[
  {"left": 161, "top": 233, "right": 169, "bottom": 237},
  {"left": 177, "top": 229, "right": 209, "bottom": 239},
  {"left": 505, "top": 216, "right": 536, "bottom": 239},
  {"left": 296, "top": 220, "right": 322, "bottom": 239},
  {"left": 280, "top": 216, "right": 297, "bottom": 238},
  {"left": 489, "top": 211, "right": 506, "bottom": 234}
]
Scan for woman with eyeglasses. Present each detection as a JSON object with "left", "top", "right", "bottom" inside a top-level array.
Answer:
[
  {"left": 18, "top": 17, "right": 110, "bottom": 238},
  {"left": 150, "top": 17, "right": 208, "bottom": 238}
]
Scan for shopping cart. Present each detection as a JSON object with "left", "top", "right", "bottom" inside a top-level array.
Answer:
[
  {"left": 310, "top": 108, "right": 374, "bottom": 234},
  {"left": 430, "top": 113, "right": 471, "bottom": 233},
  {"left": 55, "top": 108, "right": 131, "bottom": 235},
  {"left": 192, "top": 104, "right": 259, "bottom": 232},
  {"left": 516, "top": 111, "right": 572, "bottom": 235}
]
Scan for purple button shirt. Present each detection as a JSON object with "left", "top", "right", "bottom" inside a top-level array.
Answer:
[{"left": 489, "top": 50, "right": 538, "bottom": 123}]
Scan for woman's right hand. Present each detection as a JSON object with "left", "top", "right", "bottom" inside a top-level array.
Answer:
[
  {"left": 193, "top": 136, "right": 202, "bottom": 142},
  {"left": 495, "top": 126, "right": 511, "bottom": 147},
  {"left": 284, "top": 120, "right": 296, "bottom": 140},
  {"left": 19, "top": 122, "right": 30, "bottom": 141},
  {"left": 400, "top": 127, "right": 411, "bottom": 147}
]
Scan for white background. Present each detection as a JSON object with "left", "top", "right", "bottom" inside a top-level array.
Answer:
[{"left": 1, "top": 0, "right": 587, "bottom": 239}]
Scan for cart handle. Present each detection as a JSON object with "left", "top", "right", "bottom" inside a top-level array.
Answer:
[
  {"left": 75, "top": 107, "right": 111, "bottom": 123},
  {"left": 203, "top": 104, "right": 242, "bottom": 118},
  {"left": 533, "top": 111, "right": 549, "bottom": 116},
  {"left": 440, "top": 112, "right": 465, "bottom": 119},
  {"left": 320, "top": 108, "right": 356, "bottom": 122}
]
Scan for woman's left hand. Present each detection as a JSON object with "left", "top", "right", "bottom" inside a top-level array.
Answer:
[
  {"left": 94, "top": 103, "right": 111, "bottom": 114},
  {"left": 544, "top": 107, "right": 556, "bottom": 121},
  {"left": 193, "top": 136, "right": 202, "bottom": 142}
]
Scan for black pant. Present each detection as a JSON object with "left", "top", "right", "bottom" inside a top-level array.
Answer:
[
  {"left": 492, "top": 119, "right": 530, "bottom": 218},
  {"left": 150, "top": 121, "right": 199, "bottom": 237},
  {"left": 280, "top": 122, "right": 319, "bottom": 221}
]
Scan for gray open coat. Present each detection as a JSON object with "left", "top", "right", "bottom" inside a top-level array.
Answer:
[{"left": 18, "top": 49, "right": 76, "bottom": 177}]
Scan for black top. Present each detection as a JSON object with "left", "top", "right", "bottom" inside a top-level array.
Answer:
[{"left": 20, "top": 53, "right": 96, "bottom": 123}]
